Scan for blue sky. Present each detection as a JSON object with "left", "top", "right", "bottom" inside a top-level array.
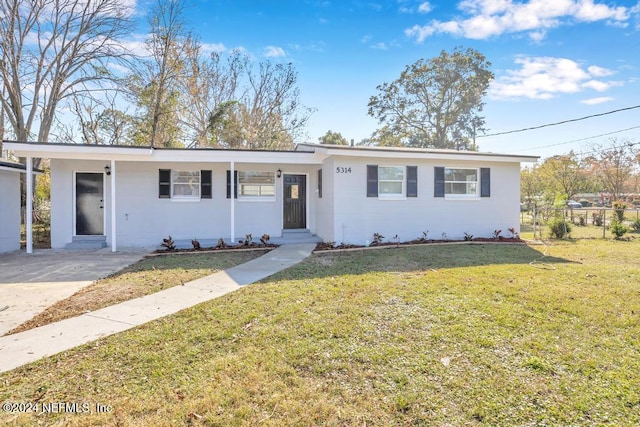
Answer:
[{"left": 150, "top": 0, "right": 640, "bottom": 158}]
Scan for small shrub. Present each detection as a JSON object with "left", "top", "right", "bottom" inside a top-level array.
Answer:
[
  {"left": 216, "top": 238, "right": 227, "bottom": 249},
  {"left": 631, "top": 219, "right": 640, "bottom": 233},
  {"left": 260, "top": 234, "right": 270, "bottom": 245},
  {"left": 463, "top": 232, "right": 473, "bottom": 241},
  {"left": 548, "top": 218, "right": 571, "bottom": 239},
  {"left": 191, "top": 239, "right": 201, "bottom": 250},
  {"left": 492, "top": 229, "right": 502, "bottom": 240},
  {"left": 592, "top": 211, "right": 604, "bottom": 227},
  {"left": 372, "top": 233, "right": 384, "bottom": 246},
  {"left": 612, "top": 201, "right": 628, "bottom": 222},
  {"left": 508, "top": 227, "right": 519, "bottom": 239},
  {"left": 575, "top": 215, "right": 586, "bottom": 226},
  {"left": 610, "top": 221, "right": 629, "bottom": 239},
  {"left": 161, "top": 235, "right": 176, "bottom": 251}
]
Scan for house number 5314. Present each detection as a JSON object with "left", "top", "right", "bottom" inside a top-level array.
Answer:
[{"left": 336, "top": 167, "right": 352, "bottom": 173}]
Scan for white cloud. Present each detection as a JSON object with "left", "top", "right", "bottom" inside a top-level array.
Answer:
[
  {"left": 398, "top": 0, "right": 433, "bottom": 14},
  {"left": 418, "top": 2, "right": 432, "bottom": 13},
  {"left": 581, "top": 96, "right": 614, "bottom": 105},
  {"left": 371, "top": 42, "right": 389, "bottom": 50},
  {"left": 490, "top": 56, "right": 619, "bottom": 100},
  {"left": 263, "top": 46, "right": 286, "bottom": 58},
  {"left": 201, "top": 42, "right": 226, "bottom": 54},
  {"left": 406, "top": 0, "right": 633, "bottom": 42}
]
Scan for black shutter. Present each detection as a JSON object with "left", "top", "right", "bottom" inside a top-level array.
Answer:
[
  {"left": 407, "top": 166, "right": 417, "bottom": 197},
  {"left": 434, "top": 167, "right": 445, "bottom": 197},
  {"left": 201, "top": 170, "right": 212, "bottom": 199},
  {"left": 317, "top": 169, "right": 323, "bottom": 198},
  {"left": 480, "top": 168, "right": 490, "bottom": 197},
  {"left": 367, "top": 165, "right": 378, "bottom": 197},
  {"left": 226, "top": 170, "right": 238, "bottom": 199},
  {"left": 159, "top": 169, "right": 171, "bottom": 198}
]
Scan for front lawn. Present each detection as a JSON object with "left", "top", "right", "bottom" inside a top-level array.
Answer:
[{"left": 1, "top": 241, "right": 638, "bottom": 426}]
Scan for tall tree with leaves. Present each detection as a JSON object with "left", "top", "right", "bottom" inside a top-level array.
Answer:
[
  {"left": 318, "top": 130, "right": 348, "bottom": 145},
  {"left": 584, "top": 138, "right": 638, "bottom": 200},
  {"left": 0, "top": 0, "right": 134, "bottom": 151},
  {"left": 538, "top": 152, "right": 588, "bottom": 202},
  {"left": 368, "top": 47, "right": 493, "bottom": 150}
]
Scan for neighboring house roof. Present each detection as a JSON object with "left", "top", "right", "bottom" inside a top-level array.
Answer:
[
  {"left": 0, "top": 160, "right": 44, "bottom": 174},
  {"left": 3, "top": 141, "right": 539, "bottom": 164}
]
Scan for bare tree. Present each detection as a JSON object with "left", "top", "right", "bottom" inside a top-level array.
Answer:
[
  {"left": 0, "top": 0, "right": 135, "bottom": 152},
  {"left": 128, "top": 0, "right": 189, "bottom": 148},
  {"left": 209, "top": 58, "right": 312, "bottom": 150},
  {"left": 68, "top": 90, "right": 133, "bottom": 145},
  {"left": 178, "top": 46, "right": 242, "bottom": 148}
]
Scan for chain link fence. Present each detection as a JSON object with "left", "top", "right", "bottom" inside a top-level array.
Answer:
[{"left": 521, "top": 207, "right": 640, "bottom": 240}]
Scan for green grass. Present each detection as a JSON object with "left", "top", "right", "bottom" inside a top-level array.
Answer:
[{"left": 1, "top": 241, "right": 639, "bottom": 426}]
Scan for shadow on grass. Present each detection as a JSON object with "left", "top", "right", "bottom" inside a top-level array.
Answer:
[{"left": 265, "top": 243, "right": 576, "bottom": 282}]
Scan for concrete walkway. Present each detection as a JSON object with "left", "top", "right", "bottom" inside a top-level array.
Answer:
[{"left": 0, "top": 243, "right": 315, "bottom": 374}]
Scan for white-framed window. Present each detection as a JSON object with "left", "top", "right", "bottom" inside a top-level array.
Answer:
[
  {"left": 238, "top": 171, "right": 275, "bottom": 198},
  {"left": 444, "top": 168, "right": 478, "bottom": 196},
  {"left": 171, "top": 170, "right": 201, "bottom": 199},
  {"left": 378, "top": 166, "right": 405, "bottom": 197}
]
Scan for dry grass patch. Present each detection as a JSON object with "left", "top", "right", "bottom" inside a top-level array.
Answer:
[
  {"left": 1, "top": 241, "right": 639, "bottom": 426},
  {"left": 6, "top": 250, "right": 269, "bottom": 335}
]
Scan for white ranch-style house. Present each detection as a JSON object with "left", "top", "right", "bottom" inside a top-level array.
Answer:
[{"left": 4, "top": 141, "right": 538, "bottom": 252}]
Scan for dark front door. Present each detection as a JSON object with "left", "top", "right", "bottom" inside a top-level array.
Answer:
[
  {"left": 76, "top": 173, "right": 104, "bottom": 235},
  {"left": 283, "top": 174, "right": 306, "bottom": 229}
]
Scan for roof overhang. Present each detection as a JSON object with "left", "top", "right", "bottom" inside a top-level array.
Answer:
[
  {"left": 4, "top": 141, "right": 539, "bottom": 166},
  {"left": 296, "top": 143, "right": 539, "bottom": 164},
  {"left": 3, "top": 141, "right": 323, "bottom": 165}
]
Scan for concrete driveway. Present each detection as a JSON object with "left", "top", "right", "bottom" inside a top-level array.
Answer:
[{"left": 0, "top": 248, "right": 148, "bottom": 335}]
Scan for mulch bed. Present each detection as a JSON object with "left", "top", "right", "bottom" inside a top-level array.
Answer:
[
  {"left": 314, "top": 237, "right": 524, "bottom": 252},
  {"left": 152, "top": 243, "right": 278, "bottom": 255}
]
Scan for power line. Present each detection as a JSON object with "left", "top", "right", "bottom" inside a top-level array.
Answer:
[
  {"left": 478, "top": 104, "right": 640, "bottom": 138},
  {"left": 511, "top": 125, "right": 640, "bottom": 153}
]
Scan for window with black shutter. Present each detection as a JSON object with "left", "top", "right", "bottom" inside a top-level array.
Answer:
[
  {"left": 407, "top": 166, "right": 417, "bottom": 197},
  {"left": 318, "top": 169, "right": 323, "bottom": 198},
  {"left": 159, "top": 169, "right": 171, "bottom": 198},
  {"left": 480, "top": 168, "right": 490, "bottom": 197},
  {"left": 434, "top": 167, "right": 445, "bottom": 197},
  {"left": 226, "top": 170, "right": 238, "bottom": 198},
  {"left": 366, "top": 165, "right": 378, "bottom": 197},
  {"left": 201, "top": 170, "right": 212, "bottom": 199}
]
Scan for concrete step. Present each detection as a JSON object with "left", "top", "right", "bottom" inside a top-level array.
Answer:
[{"left": 65, "top": 236, "right": 107, "bottom": 250}]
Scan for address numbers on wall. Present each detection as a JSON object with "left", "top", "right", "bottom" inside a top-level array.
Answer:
[{"left": 336, "top": 167, "right": 352, "bottom": 173}]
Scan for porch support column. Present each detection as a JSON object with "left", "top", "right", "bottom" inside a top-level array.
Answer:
[
  {"left": 230, "top": 160, "right": 235, "bottom": 243},
  {"left": 110, "top": 159, "right": 117, "bottom": 252},
  {"left": 25, "top": 157, "right": 33, "bottom": 254}
]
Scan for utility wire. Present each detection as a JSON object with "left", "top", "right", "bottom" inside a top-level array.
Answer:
[
  {"left": 511, "top": 125, "right": 640, "bottom": 153},
  {"left": 478, "top": 105, "right": 640, "bottom": 138}
]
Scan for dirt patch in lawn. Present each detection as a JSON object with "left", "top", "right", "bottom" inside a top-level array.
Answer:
[{"left": 5, "top": 250, "right": 270, "bottom": 336}]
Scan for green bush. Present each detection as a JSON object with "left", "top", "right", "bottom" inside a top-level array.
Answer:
[
  {"left": 612, "top": 201, "right": 628, "bottom": 222},
  {"left": 610, "top": 221, "right": 629, "bottom": 239},
  {"left": 592, "top": 211, "right": 604, "bottom": 227},
  {"left": 548, "top": 218, "right": 571, "bottom": 239},
  {"left": 631, "top": 219, "right": 640, "bottom": 233}
]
